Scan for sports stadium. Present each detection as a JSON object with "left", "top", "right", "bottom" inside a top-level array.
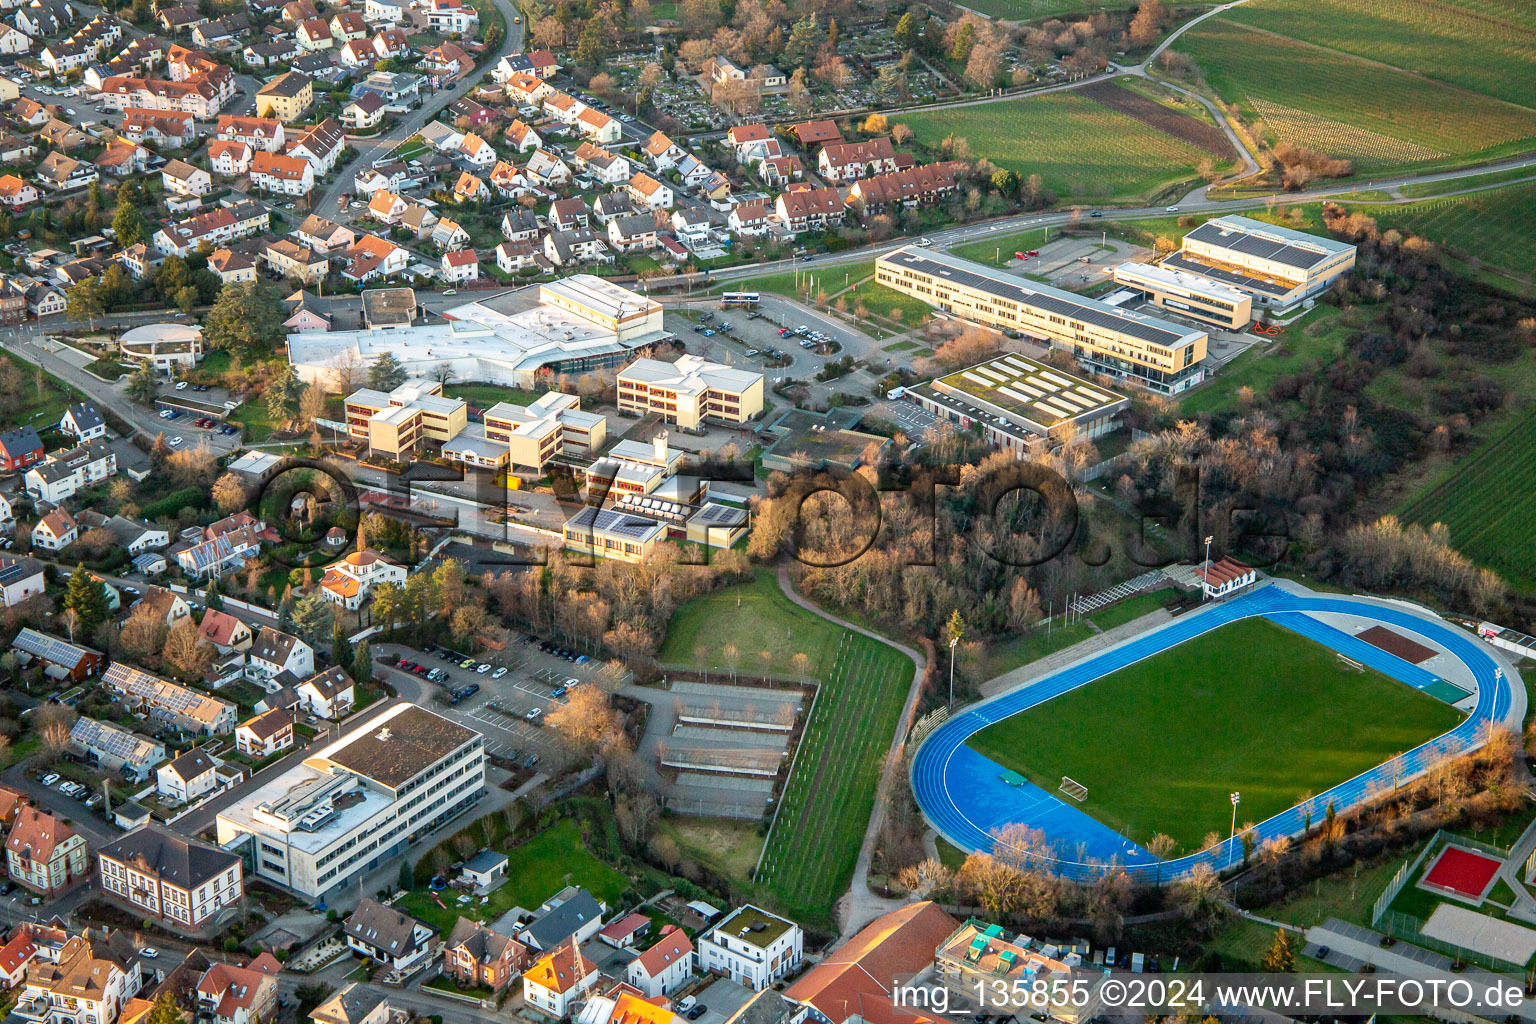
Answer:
[{"left": 911, "top": 581, "right": 1523, "bottom": 881}]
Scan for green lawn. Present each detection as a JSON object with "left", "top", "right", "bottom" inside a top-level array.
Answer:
[
  {"left": 653, "top": 817, "right": 765, "bottom": 887},
  {"left": 445, "top": 382, "right": 543, "bottom": 408},
  {"left": 1398, "top": 410, "right": 1536, "bottom": 590},
  {"left": 659, "top": 570, "right": 912, "bottom": 929},
  {"left": 897, "top": 91, "right": 1213, "bottom": 201},
  {"left": 840, "top": 277, "right": 933, "bottom": 326},
  {"left": 1181, "top": 303, "right": 1353, "bottom": 417},
  {"left": 966, "top": 617, "right": 1465, "bottom": 853},
  {"left": 1174, "top": 18, "right": 1536, "bottom": 171},
  {"left": 1, "top": 351, "right": 80, "bottom": 434},
  {"left": 715, "top": 261, "right": 875, "bottom": 304},
  {"left": 1219, "top": 0, "right": 1536, "bottom": 108},
  {"left": 949, "top": 227, "right": 1050, "bottom": 267},
  {"left": 395, "top": 818, "right": 629, "bottom": 933}
]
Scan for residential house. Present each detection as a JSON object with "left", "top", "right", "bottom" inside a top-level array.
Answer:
[
  {"left": 198, "top": 609, "right": 253, "bottom": 654},
  {"left": 194, "top": 958, "right": 279, "bottom": 1024},
  {"left": 97, "top": 824, "right": 246, "bottom": 928},
  {"left": 294, "top": 18, "right": 332, "bottom": 50},
  {"left": 294, "top": 666, "right": 354, "bottom": 719},
  {"left": 161, "top": 158, "right": 212, "bottom": 197},
  {"left": 120, "top": 109, "right": 196, "bottom": 148},
  {"left": 250, "top": 151, "right": 315, "bottom": 196},
  {"left": 31, "top": 509, "right": 77, "bottom": 551},
  {"left": 35, "top": 152, "right": 97, "bottom": 191},
  {"left": 0, "top": 175, "right": 38, "bottom": 208},
  {"left": 424, "top": 0, "right": 477, "bottom": 34},
  {"left": 458, "top": 132, "right": 495, "bottom": 167},
  {"left": 59, "top": 401, "right": 106, "bottom": 442},
  {"left": 312, "top": 985, "right": 391, "bottom": 1024},
  {"left": 549, "top": 197, "right": 588, "bottom": 232},
  {"left": 671, "top": 208, "right": 711, "bottom": 247},
  {"left": 419, "top": 120, "right": 464, "bottom": 153},
  {"left": 207, "top": 249, "right": 257, "bottom": 284},
  {"left": 207, "top": 140, "right": 253, "bottom": 176},
  {"left": 297, "top": 215, "right": 357, "bottom": 254},
  {"left": 500, "top": 206, "right": 539, "bottom": 241},
  {"left": 523, "top": 943, "right": 597, "bottom": 1019},
  {"left": 25, "top": 440, "right": 116, "bottom": 504},
  {"left": 572, "top": 142, "right": 628, "bottom": 185},
  {"left": 344, "top": 899, "right": 438, "bottom": 971},
  {"left": 319, "top": 549, "right": 406, "bottom": 609},
  {"left": 544, "top": 229, "right": 610, "bottom": 267},
  {"left": 524, "top": 148, "right": 569, "bottom": 187},
  {"left": 608, "top": 215, "right": 658, "bottom": 253},
  {"left": 441, "top": 248, "right": 478, "bottom": 283},
  {"left": 846, "top": 161, "right": 963, "bottom": 211},
  {"left": 367, "top": 189, "right": 408, "bottom": 224},
  {"left": 289, "top": 118, "right": 345, "bottom": 176},
  {"left": 340, "top": 234, "right": 408, "bottom": 283},
  {"left": 626, "top": 926, "right": 694, "bottom": 998},
  {"left": 156, "top": 748, "right": 222, "bottom": 804},
  {"left": 697, "top": 905, "right": 803, "bottom": 990},
  {"left": 443, "top": 918, "right": 526, "bottom": 995},
  {"left": 247, "top": 627, "right": 315, "bottom": 688},
  {"left": 69, "top": 717, "right": 165, "bottom": 779},
  {"left": 343, "top": 91, "right": 386, "bottom": 129},
  {"left": 216, "top": 115, "right": 285, "bottom": 152},
  {"left": 0, "top": 556, "right": 45, "bottom": 608},
  {"left": 5, "top": 808, "right": 87, "bottom": 895},
  {"left": 452, "top": 171, "right": 487, "bottom": 203},
  {"left": 728, "top": 199, "right": 773, "bottom": 236},
  {"left": 11, "top": 627, "right": 102, "bottom": 680},
  {"left": 495, "top": 240, "right": 540, "bottom": 274},
  {"left": 129, "top": 585, "right": 193, "bottom": 628},
  {"left": 263, "top": 240, "right": 329, "bottom": 285},
  {"left": 330, "top": 10, "right": 367, "bottom": 39},
  {"left": 517, "top": 887, "right": 607, "bottom": 952},
  {"left": 575, "top": 107, "right": 620, "bottom": 145},
  {"left": 627, "top": 172, "right": 673, "bottom": 210},
  {"left": 591, "top": 193, "right": 636, "bottom": 225},
  {"left": 488, "top": 160, "right": 530, "bottom": 198},
  {"left": 817, "top": 138, "right": 898, "bottom": 182},
  {"left": 776, "top": 187, "right": 845, "bottom": 233},
  {"left": 234, "top": 708, "right": 293, "bottom": 758},
  {"left": 643, "top": 131, "right": 684, "bottom": 170},
  {"left": 419, "top": 42, "right": 472, "bottom": 83},
  {"left": 725, "top": 123, "right": 775, "bottom": 163},
  {"left": 177, "top": 524, "right": 262, "bottom": 578}
]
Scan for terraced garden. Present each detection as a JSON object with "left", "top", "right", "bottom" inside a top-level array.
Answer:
[
  {"left": 1220, "top": 0, "right": 1536, "bottom": 108},
  {"left": 897, "top": 90, "right": 1219, "bottom": 201},
  {"left": 1174, "top": 18, "right": 1536, "bottom": 169},
  {"left": 1398, "top": 411, "right": 1536, "bottom": 591}
]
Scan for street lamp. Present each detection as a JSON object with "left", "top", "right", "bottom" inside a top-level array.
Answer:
[
  {"left": 948, "top": 635, "right": 959, "bottom": 710},
  {"left": 1229, "top": 791, "right": 1241, "bottom": 868},
  {"left": 1203, "top": 534, "right": 1214, "bottom": 601}
]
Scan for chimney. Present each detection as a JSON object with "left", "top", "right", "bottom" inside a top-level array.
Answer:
[{"left": 653, "top": 430, "right": 667, "bottom": 463}]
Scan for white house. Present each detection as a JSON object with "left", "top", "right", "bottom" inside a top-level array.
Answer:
[
  {"left": 59, "top": 402, "right": 107, "bottom": 442},
  {"left": 295, "top": 666, "right": 355, "bottom": 719},
  {"left": 235, "top": 708, "right": 294, "bottom": 758},
  {"left": 696, "top": 905, "right": 803, "bottom": 991},
  {"left": 441, "top": 248, "right": 479, "bottom": 283},
  {"left": 626, "top": 927, "right": 694, "bottom": 998},
  {"left": 246, "top": 626, "right": 315, "bottom": 687},
  {"left": 344, "top": 898, "right": 437, "bottom": 971},
  {"left": 523, "top": 944, "right": 598, "bottom": 1019},
  {"left": 155, "top": 748, "right": 222, "bottom": 804},
  {"left": 319, "top": 549, "right": 406, "bottom": 609}
]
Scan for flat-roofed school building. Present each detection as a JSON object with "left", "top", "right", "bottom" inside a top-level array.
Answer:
[
  {"left": 617, "top": 355, "right": 764, "bottom": 430},
  {"left": 909, "top": 354, "right": 1130, "bottom": 457},
  {"left": 1111, "top": 261, "right": 1254, "bottom": 330},
  {"left": 344, "top": 380, "right": 468, "bottom": 457},
  {"left": 1163, "top": 215, "right": 1356, "bottom": 313},
  {"left": 876, "top": 246, "right": 1208, "bottom": 394}
]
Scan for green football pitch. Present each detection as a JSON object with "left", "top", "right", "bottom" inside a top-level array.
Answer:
[{"left": 967, "top": 617, "right": 1465, "bottom": 854}]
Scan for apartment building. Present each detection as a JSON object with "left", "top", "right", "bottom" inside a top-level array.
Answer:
[
  {"left": 5, "top": 808, "right": 87, "bottom": 895},
  {"left": 617, "top": 355, "right": 764, "bottom": 430},
  {"left": 933, "top": 919, "right": 1104, "bottom": 1024},
  {"left": 215, "top": 703, "right": 485, "bottom": 898},
  {"left": 876, "top": 246, "right": 1209, "bottom": 394},
  {"left": 10, "top": 934, "right": 142, "bottom": 1024},
  {"left": 97, "top": 824, "right": 244, "bottom": 928},
  {"left": 697, "top": 905, "right": 803, "bottom": 991}
]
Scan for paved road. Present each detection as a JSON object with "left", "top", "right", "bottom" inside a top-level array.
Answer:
[{"left": 313, "top": 0, "right": 526, "bottom": 216}]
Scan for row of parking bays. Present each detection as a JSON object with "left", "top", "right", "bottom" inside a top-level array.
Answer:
[{"left": 386, "top": 639, "right": 609, "bottom": 772}]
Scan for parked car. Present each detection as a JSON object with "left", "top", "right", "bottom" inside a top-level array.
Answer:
[
  {"left": 525, "top": 707, "right": 542, "bottom": 720},
  {"left": 491, "top": 667, "right": 507, "bottom": 679}
]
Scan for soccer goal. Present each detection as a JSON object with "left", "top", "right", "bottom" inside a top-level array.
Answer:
[
  {"left": 1337, "top": 653, "right": 1365, "bottom": 673},
  {"left": 1059, "top": 777, "right": 1088, "bottom": 802}
]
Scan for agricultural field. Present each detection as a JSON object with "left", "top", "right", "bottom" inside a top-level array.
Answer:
[
  {"left": 1174, "top": 19, "right": 1536, "bottom": 169},
  {"left": 965, "top": 617, "right": 1464, "bottom": 853},
  {"left": 659, "top": 571, "right": 914, "bottom": 930},
  {"left": 897, "top": 90, "right": 1221, "bottom": 201},
  {"left": 1356, "top": 182, "right": 1536, "bottom": 282},
  {"left": 1078, "top": 80, "right": 1236, "bottom": 161},
  {"left": 1401, "top": 167, "right": 1536, "bottom": 197},
  {"left": 1398, "top": 411, "right": 1536, "bottom": 591},
  {"left": 960, "top": 0, "right": 1218, "bottom": 19},
  {"left": 1220, "top": 0, "right": 1536, "bottom": 109}
]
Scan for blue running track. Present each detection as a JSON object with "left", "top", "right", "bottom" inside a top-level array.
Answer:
[{"left": 910, "top": 585, "right": 1514, "bottom": 881}]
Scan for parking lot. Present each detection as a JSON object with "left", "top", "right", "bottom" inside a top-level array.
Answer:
[{"left": 378, "top": 636, "right": 618, "bottom": 774}]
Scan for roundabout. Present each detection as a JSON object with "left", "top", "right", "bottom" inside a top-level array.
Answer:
[{"left": 911, "top": 581, "right": 1523, "bottom": 881}]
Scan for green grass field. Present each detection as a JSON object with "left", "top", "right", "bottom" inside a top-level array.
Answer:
[
  {"left": 966, "top": 617, "right": 1465, "bottom": 853},
  {"left": 1175, "top": 19, "right": 1536, "bottom": 169},
  {"left": 840, "top": 277, "right": 933, "bottom": 325},
  {"left": 395, "top": 818, "right": 629, "bottom": 932},
  {"left": 445, "top": 382, "right": 544, "bottom": 408},
  {"left": 659, "top": 571, "right": 912, "bottom": 929},
  {"left": 898, "top": 92, "right": 1213, "bottom": 202},
  {"left": 1398, "top": 410, "right": 1536, "bottom": 591},
  {"left": 1401, "top": 167, "right": 1536, "bottom": 197},
  {"left": 950, "top": 227, "right": 1050, "bottom": 266},
  {"left": 715, "top": 261, "right": 875, "bottom": 304},
  {"left": 978, "top": 590, "right": 1172, "bottom": 681},
  {"left": 1220, "top": 0, "right": 1536, "bottom": 109}
]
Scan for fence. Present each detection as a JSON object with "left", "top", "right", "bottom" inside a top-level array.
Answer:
[
  {"left": 1371, "top": 829, "right": 1512, "bottom": 927},
  {"left": 1374, "top": 909, "right": 1529, "bottom": 974}
]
